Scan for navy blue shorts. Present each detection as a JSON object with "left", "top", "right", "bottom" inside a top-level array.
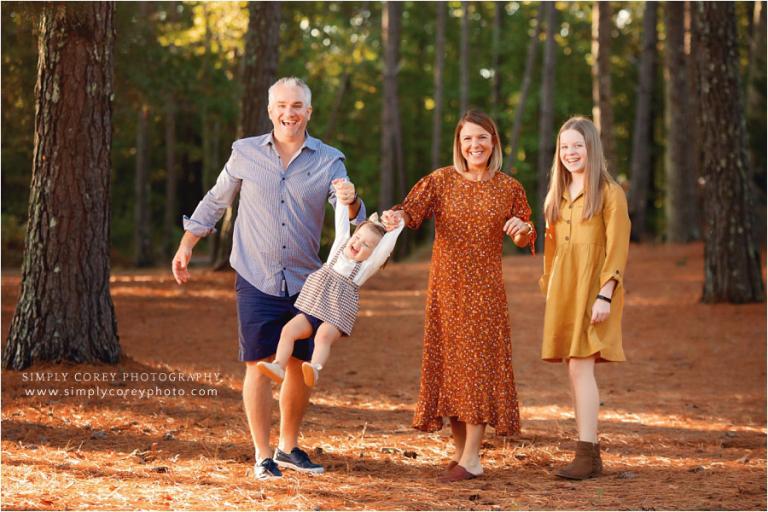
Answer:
[{"left": 235, "top": 273, "right": 321, "bottom": 362}]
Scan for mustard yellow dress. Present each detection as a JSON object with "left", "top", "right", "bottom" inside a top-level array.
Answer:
[{"left": 539, "top": 183, "right": 630, "bottom": 362}]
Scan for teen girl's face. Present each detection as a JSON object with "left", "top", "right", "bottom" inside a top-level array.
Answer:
[
  {"left": 459, "top": 122, "right": 494, "bottom": 172},
  {"left": 559, "top": 129, "right": 588, "bottom": 175},
  {"left": 344, "top": 225, "right": 382, "bottom": 262}
]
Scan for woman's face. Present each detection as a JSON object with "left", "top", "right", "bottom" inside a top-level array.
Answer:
[
  {"left": 559, "top": 129, "right": 588, "bottom": 175},
  {"left": 459, "top": 122, "right": 494, "bottom": 172}
]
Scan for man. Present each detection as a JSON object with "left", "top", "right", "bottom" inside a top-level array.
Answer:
[{"left": 172, "top": 77, "right": 365, "bottom": 479}]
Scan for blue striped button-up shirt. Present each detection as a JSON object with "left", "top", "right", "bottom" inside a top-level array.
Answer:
[{"left": 183, "top": 133, "right": 367, "bottom": 297}]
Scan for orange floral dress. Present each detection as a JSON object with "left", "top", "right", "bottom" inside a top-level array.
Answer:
[{"left": 397, "top": 167, "right": 535, "bottom": 435}]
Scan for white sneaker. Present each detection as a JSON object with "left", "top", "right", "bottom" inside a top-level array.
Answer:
[
  {"left": 256, "top": 361, "right": 285, "bottom": 384},
  {"left": 301, "top": 362, "right": 321, "bottom": 388}
]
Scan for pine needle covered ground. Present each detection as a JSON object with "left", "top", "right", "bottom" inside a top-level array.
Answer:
[{"left": 2, "top": 243, "right": 765, "bottom": 510}]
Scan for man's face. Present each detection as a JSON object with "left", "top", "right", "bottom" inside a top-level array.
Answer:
[{"left": 267, "top": 84, "right": 312, "bottom": 142}]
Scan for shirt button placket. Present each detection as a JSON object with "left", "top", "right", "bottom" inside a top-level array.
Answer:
[{"left": 280, "top": 173, "right": 287, "bottom": 276}]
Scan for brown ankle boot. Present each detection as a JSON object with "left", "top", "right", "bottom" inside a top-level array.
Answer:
[{"left": 555, "top": 441, "right": 602, "bottom": 480}]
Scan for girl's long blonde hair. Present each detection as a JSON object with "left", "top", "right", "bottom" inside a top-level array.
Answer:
[{"left": 543, "top": 116, "right": 617, "bottom": 225}]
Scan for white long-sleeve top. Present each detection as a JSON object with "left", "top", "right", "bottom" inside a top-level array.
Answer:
[{"left": 326, "top": 202, "right": 404, "bottom": 286}]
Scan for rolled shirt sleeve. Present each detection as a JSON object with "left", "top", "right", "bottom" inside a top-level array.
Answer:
[
  {"left": 182, "top": 153, "right": 243, "bottom": 237},
  {"left": 598, "top": 184, "right": 631, "bottom": 289}
]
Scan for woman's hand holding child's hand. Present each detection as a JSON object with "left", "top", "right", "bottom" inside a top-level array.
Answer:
[{"left": 381, "top": 210, "right": 404, "bottom": 232}]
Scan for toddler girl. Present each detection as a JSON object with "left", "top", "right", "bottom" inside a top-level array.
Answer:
[{"left": 257, "top": 179, "right": 404, "bottom": 387}]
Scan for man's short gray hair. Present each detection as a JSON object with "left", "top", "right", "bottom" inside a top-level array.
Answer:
[{"left": 268, "top": 77, "right": 312, "bottom": 107}]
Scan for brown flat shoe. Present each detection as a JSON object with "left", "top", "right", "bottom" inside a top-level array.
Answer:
[
  {"left": 447, "top": 460, "right": 458, "bottom": 470},
  {"left": 438, "top": 464, "right": 479, "bottom": 483}
]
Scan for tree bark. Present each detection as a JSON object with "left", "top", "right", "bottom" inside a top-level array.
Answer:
[
  {"left": 214, "top": 1, "right": 281, "bottom": 270},
  {"left": 685, "top": 1, "right": 703, "bottom": 240},
  {"left": 3, "top": 2, "right": 120, "bottom": 370},
  {"left": 745, "top": 0, "right": 766, "bottom": 246},
  {"left": 628, "top": 2, "right": 657, "bottom": 242},
  {"left": 239, "top": 1, "right": 280, "bottom": 138},
  {"left": 508, "top": 6, "right": 543, "bottom": 169},
  {"left": 162, "top": 95, "right": 178, "bottom": 258},
  {"left": 379, "top": 1, "right": 404, "bottom": 213},
  {"left": 431, "top": 1, "right": 446, "bottom": 171},
  {"left": 664, "top": 2, "right": 698, "bottom": 242},
  {"left": 460, "top": 1, "right": 470, "bottom": 114},
  {"left": 591, "top": 1, "right": 617, "bottom": 173},
  {"left": 490, "top": 1, "right": 503, "bottom": 126},
  {"left": 536, "top": 2, "right": 557, "bottom": 253},
  {"left": 134, "top": 103, "right": 153, "bottom": 266},
  {"left": 695, "top": 1, "right": 765, "bottom": 303}
]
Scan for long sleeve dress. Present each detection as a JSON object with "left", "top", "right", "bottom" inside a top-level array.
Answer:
[
  {"left": 398, "top": 167, "right": 535, "bottom": 435},
  {"left": 539, "top": 182, "right": 630, "bottom": 362}
]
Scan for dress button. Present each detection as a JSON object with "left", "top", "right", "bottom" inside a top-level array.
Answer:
[
  {"left": 282, "top": 223, "right": 285, "bottom": 226},
  {"left": 566, "top": 220, "right": 571, "bottom": 224},
  {"left": 281, "top": 200, "right": 285, "bottom": 204},
  {"left": 565, "top": 236, "right": 570, "bottom": 241},
  {"left": 568, "top": 205, "right": 572, "bottom": 209},
  {"left": 282, "top": 245, "right": 286, "bottom": 249}
]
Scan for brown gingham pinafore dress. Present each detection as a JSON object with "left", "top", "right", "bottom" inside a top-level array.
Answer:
[{"left": 294, "top": 243, "right": 361, "bottom": 336}]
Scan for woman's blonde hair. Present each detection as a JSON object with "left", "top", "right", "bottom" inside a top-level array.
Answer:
[
  {"left": 543, "top": 116, "right": 616, "bottom": 225},
  {"left": 452, "top": 110, "right": 503, "bottom": 173}
]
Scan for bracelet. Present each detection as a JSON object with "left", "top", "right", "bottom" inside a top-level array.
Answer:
[{"left": 596, "top": 294, "right": 612, "bottom": 304}]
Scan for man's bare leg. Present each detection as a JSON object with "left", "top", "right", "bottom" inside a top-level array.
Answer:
[
  {"left": 243, "top": 360, "right": 274, "bottom": 461},
  {"left": 278, "top": 357, "right": 311, "bottom": 452}
]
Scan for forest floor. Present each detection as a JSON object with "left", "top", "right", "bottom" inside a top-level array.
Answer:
[{"left": 1, "top": 243, "right": 766, "bottom": 511}]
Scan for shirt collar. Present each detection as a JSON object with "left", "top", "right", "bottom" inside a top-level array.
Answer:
[
  {"left": 562, "top": 189, "right": 584, "bottom": 202},
  {"left": 264, "top": 131, "right": 319, "bottom": 152}
]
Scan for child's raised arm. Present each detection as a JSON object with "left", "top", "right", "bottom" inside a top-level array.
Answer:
[
  {"left": 354, "top": 217, "right": 405, "bottom": 286},
  {"left": 328, "top": 180, "right": 351, "bottom": 259}
]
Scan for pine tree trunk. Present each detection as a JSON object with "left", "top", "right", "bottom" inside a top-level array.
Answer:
[
  {"left": 695, "top": 1, "right": 765, "bottom": 303},
  {"left": 460, "top": 1, "right": 470, "bottom": 114},
  {"left": 745, "top": 0, "right": 766, "bottom": 246},
  {"left": 685, "top": 1, "right": 703, "bottom": 240},
  {"left": 379, "top": 1, "right": 403, "bottom": 212},
  {"left": 536, "top": 1, "right": 557, "bottom": 253},
  {"left": 490, "top": 1, "right": 503, "bottom": 126},
  {"left": 134, "top": 104, "right": 153, "bottom": 266},
  {"left": 162, "top": 95, "right": 178, "bottom": 258},
  {"left": 214, "top": 1, "right": 280, "bottom": 271},
  {"left": 324, "top": 72, "right": 351, "bottom": 141},
  {"left": 508, "top": 6, "right": 543, "bottom": 169},
  {"left": 239, "top": 1, "right": 280, "bottom": 138},
  {"left": 664, "top": 2, "right": 697, "bottom": 242},
  {"left": 431, "top": 1, "right": 446, "bottom": 171},
  {"left": 628, "top": 2, "right": 657, "bottom": 242},
  {"left": 3, "top": 2, "right": 120, "bottom": 370},
  {"left": 591, "top": 1, "right": 617, "bottom": 173}
]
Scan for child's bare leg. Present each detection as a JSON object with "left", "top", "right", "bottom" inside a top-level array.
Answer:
[
  {"left": 301, "top": 323, "right": 342, "bottom": 387},
  {"left": 274, "top": 315, "right": 314, "bottom": 367},
  {"left": 310, "top": 323, "right": 342, "bottom": 369}
]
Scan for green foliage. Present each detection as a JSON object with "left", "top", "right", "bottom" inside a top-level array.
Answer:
[{"left": 2, "top": 1, "right": 763, "bottom": 266}]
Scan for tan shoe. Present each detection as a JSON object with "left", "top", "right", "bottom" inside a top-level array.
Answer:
[
  {"left": 555, "top": 441, "right": 602, "bottom": 480},
  {"left": 256, "top": 361, "right": 285, "bottom": 384},
  {"left": 302, "top": 362, "right": 320, "bottom": 387}
]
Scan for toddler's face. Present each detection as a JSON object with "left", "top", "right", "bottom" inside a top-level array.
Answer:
[{"left": 344, "top": 225, "right": 382, "bottom": 262}]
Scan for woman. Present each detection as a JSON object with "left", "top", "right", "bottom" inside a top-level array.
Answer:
[
  {"left": 540, "top": 116, "right": 630, "bottom": 479},
  {"left": 383, "top": 110, "right": 535, "bottom": 482}
]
